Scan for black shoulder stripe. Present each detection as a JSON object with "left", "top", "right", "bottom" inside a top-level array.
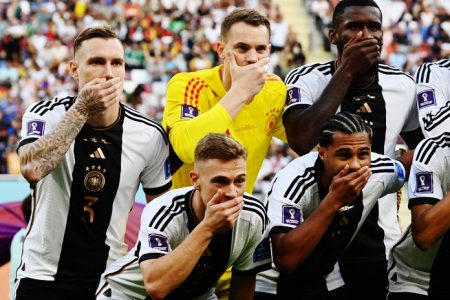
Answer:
[
  {"left": 148, "top": 195, "right": 184, "bottom": 229},
  {"left": 283, "top": 167, "right": 315, "bottom": 199},
  {"left": 371, "top": 157, "right": 392, "bottom": 164},
  {"left": 378, "top": 68, "right": 414, "bottom": 81},
  {"left": 416, "top": 63, "right": 433, "bottom": 84},
  {"left": 124, "top": 106, "right": 168, "bottom": 144},
  {"left": 371, "top": 157, "right": 394, "bottom": 173},
  {"left": 436, "top": 59, "right": 450, "bottom": 69},
  {"left": 30, "top": 96, "right": 73, "bottom": 115},
  {"left": 243, "top": 202, "right": 267, "bottom": 233},
  {"left": 292, "top": 179, "right": 316, "bottom": 204},
  {"left": 416, "top": 133, "right": 450, "bottom": 165},
  {"left": 372, "top": 168, "right": 395, "bottom": 174},
  {"left": 267, "top": 177, "right": 277, "bottom": 198},
  {"left": 285, "top": 62, "right": 331, "bottom": 85},
  {"left": 423, "top": 102, "right": 450, "bottom": 131}
]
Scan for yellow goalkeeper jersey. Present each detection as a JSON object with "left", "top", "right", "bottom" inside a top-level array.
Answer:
[{"left": 162, "top": 65, "right": 287, "bottom": 193}]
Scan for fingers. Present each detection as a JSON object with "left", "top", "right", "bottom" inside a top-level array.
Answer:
[
  {"left": 224, "top": 51, "right": 238, "bottom": 70},
  {"left": 209, "top": 189, "right": 225, "bottom": 205},
  {"left": 344, "top": 31, "right": 363, "bottom": 49}
]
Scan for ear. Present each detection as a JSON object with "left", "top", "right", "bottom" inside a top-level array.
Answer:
[
  {"left": 189, "top": 171, "right": 200, "bottom": 190},
  {"left": 318, "top": 145, "right": 326, "bottom": 161},
  {"left": 215, "top": 41, "right": 225, "bottom": 60},
  {"left": 268, "top": 43, "right": 272, "bottom": 53},
  {"left": 69, "top": 60, "right": 79, "bottom": 81},
  {"left": 329, "top": 29, "right": 339, "bottom": 45}
]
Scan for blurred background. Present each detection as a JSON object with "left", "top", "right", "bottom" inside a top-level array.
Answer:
[{"left": 1, "top": 0, "right": 449, "bottom": 298}]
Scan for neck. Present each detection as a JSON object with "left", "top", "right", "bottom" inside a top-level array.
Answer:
[
  {"left": 86, "top": 103, "right": 120, "bottom": 128},
  {"left": 192, "top": 189, "right": 206, "bottom": 222},
  {"left": 320, "top": 172, "right": 331, "bottom": 192}
]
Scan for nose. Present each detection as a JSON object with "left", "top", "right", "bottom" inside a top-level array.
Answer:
[
  {"left": 223, "top": 184, "right": 238, "bottom": 199},
  {"left": 348, "top": 157, "right": 362, "bottom": 172},
  {"left": 104, "top": 63, "right": 113, "bottom": 80},
  {"left": 246, "top": 49, "right": 258, "bottom": 64},
  {"left": 361, "top": 26, "right": 373, "bottom": 39}
]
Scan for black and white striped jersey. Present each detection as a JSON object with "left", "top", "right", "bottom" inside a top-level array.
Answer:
[
  {"left": 283, "top": 61, "right": 419, "bottom": 270},
  {"left": 97, "top": 187, "right": 272, "bottom": 300},
  {"left": 415, "top": 59, "right": 450, "bottom": 138},
  {"left": 284, "top": 61, "right": 419, "bottom": 157},
  {"left": 16, "top": 96, "right": 172, "bottom": 285},
  {"left": 265, "top": 152, "right": 405, "bottom": 296},
  {"left": 389, "top": 132, "right": 450, "bottom": 297}
]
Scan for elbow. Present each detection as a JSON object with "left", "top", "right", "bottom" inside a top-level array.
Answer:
[
  {"left": 412, "top": 231, "right": 435, "bottom": 251},
  {"left": 144, "top": 282, "right": 168, "bottom": 300},
  {"left": 285, "top": 137, "right": 312, "bottom": 156},
  {"left": 273, "top": 256, "right": 297, "bottom": 274},
  {"left": 20, "top": 165, "right": 42, "bottom": 185}
]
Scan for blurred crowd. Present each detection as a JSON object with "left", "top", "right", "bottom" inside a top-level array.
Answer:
[
  {"left": 309, "top": 0, "right": 450, "bottom": 73},
  {"left": 0, "top": 0, "right": 305, "bottom": 175},
  {"left": 0, "top": 0, "right": 449, "bottom": 181}
]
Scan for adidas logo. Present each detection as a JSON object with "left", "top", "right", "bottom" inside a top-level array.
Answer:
[{"left": 90, "top": 147, "right": 106, "bottom": 159}]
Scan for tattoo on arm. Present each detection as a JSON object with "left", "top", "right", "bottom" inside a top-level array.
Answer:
[{"left": 19, "top": 101, "right": 89, "bottom": 182}]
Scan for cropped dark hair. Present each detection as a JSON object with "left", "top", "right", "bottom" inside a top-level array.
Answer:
[
  {"left": 195, "top": 133, "right": 247, "bottom": 162},
  {"left": 332, "top": 0, "right": 382, "bottom": 28},
  {"left": 73, "top": 25, "right": 118, "bottom": 55},
  {"left": 318, "top": 112, "right": 373, "bottom": 147},
  {"left": 220, "top": 8, "right": 271, "bottom": 41}
]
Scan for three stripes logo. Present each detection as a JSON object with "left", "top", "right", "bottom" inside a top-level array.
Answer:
[{"left": 90, "top": 147, "right": 106, "bottom": 159}]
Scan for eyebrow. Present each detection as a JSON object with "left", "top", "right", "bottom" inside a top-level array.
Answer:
[{"left": 86, "top": 57, "right": 125, "bottom": 64}]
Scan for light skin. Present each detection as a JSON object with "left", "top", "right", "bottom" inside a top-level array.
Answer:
[
  {"left": 215, "top": 21, "right": 272, "bottom": 118},
  {"left": 271, "top": 132, "right": 372, "bottom": 273},
  {"left": 19, "top": 37, "right": 125, "bottom": 185},
  {"left": 283, "top": 6, "right": 424, "bottom": 158},
  {"left": 141, "top": 157, "right": 255, "bottom": 300}
]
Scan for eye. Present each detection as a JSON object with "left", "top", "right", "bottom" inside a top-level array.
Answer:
[{"left": 235, "top": 178, "right": 246, "bottom": 185}]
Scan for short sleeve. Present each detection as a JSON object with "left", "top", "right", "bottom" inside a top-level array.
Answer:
[
  {"left": 140, "top": 130, "right": 172, "bottom": 195},
  {"left": 408, "top": 146, "right": 444, "bottom": 208},
  {"left": 137, "top": 204, "right": 173, "bottom": 263},
  {"left": 415, "top": 62, "right": 450, "bottom": 138}
]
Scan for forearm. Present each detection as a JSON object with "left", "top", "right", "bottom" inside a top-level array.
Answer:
[
  {"left": 169, "top": 104, "right": 232, "bottom": 163},
  {"left": 141, "top": 223, "right": 214, "bottom": 300},
  {"left": 272, "top": 196, "right": 340, "bottom": 273},
  {"left": 412, "top": 193, "right": 450, "bottom": 249},
  {"left": 229, "top": 273, "right": 256, "bottom": 300},
  {"left": 284, "top": 70, "right": 353, "bottom": 155},
  {"left": 19, "top": 101, "right": 88, "bottom": 184}
]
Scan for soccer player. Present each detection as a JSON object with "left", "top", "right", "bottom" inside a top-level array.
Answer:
[
  {"left": 277, "top": 0, "right": 424, "bottom": 298},
  {"left": 96, "top": 133, "right": 271, "bottom": 300},
  {"left": 14, "top": 26, "right": 171, "bottom": 300},
  {"left": 162, "top": 7, "right": 287, "bottom": 194},
  {"left": 415, "top": 59, "right": 450, "bottom": 138},
  {"left": 388, "top": 132, "right": 450, "bottom": 299},
  {"left": 268, "top": 112, "right": 405, "bottom": 299}
]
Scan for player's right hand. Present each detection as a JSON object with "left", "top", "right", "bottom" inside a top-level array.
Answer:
[
  {"left": 226, "top": 51, "right": 269, "bottom": 102},
  {"left": 339, "top": 31, "right": 381, "bottom": 78},
  {"left": 328, "top": 164, "right": 371, "bottom": 209},
  {"left": 202, "top": 189, "right": 243, "bottom": 234},
  {"left": 75, "top": 77, "right": 122, "bottom": 118}
]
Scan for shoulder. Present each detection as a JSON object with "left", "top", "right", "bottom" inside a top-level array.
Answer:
[
  {"left": 378, "top": 64, "right": 414, "bottom": 82},
  {"left": 143, "top": 187, "right": 191, "bottom": 231},
  {"left": 167, "top": 67, "right": 218, "bottom": 88},
  {"left": 123, "top": 104, "right": 168, "bottom": 145},
  {"left": 285, "top": 61, "right": 333, "bottom": 85},
  {"left": 414, "top": 132, "right": 450, "bottom": 166},
  {"left": 26, "top": 95, "right": 74, "bottom": 116},
  {"left": 415, "top": 59, "right": 450, "bottom": 84},
  {"left": 241, "top": 193, "right": 268, "bottom": 232},
  {"left": 272, "top": 152, "right": 318, "bottom": 201}
]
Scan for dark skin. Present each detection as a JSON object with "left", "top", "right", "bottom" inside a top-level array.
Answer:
[
  {"left": 272, "top": 132, "right": 372, "bottom": 273},
  {"left": 283, "top": 6, "right": 424, "bottom": 167}
]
